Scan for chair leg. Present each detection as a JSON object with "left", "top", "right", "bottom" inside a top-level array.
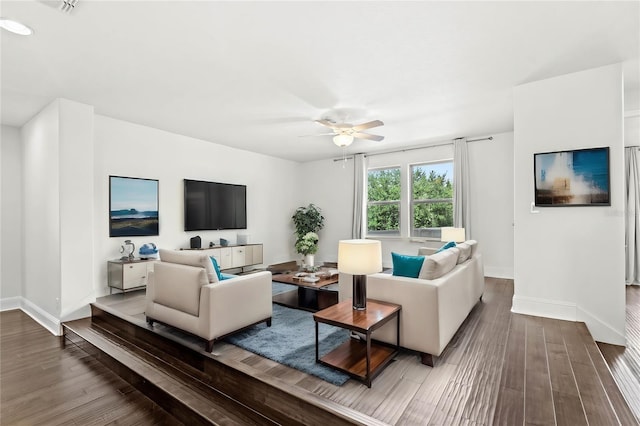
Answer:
[
  {"left": 266, "top": 317, "right": 272, "bottom": 327},
  {"left": 420, "top": 353, "right": 434, "bottom": 367}
]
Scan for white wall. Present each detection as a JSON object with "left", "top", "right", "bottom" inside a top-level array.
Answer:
[
  {"left": 626, "top": 114, "right": 639, "bottom": 146},
  {"left": 1, "top": 125, "right": 23, "bottom": 306},
  {"left": 513, "top": 64, "right": 626, "bottom": 345},
  {"left": 93, "top": 115, "right": 301, "bottom": 295},
  {"left": 21, "top": 101, "right": 62, "bottom": 325},
  {"left": 59, "top": 100, "right": 95, "bottom": 320},
  {"left": 18, "top": 99, "right": 97, "bottom": 330},
  {"left": 468, "top": 132, "right": 514, "bottom": 278},
  {"left": 302, "top": 136, "right": 515, "bottom": 276},
  {"left": 293, "top": 157, "right": 355, "bottom": 265}
]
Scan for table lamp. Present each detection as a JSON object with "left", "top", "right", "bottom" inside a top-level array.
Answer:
[
  {"left": 441, "top": 227, "right": 466, "bottom": 243},
  {"left": 338, "top": 239, "right": 382, "bottom": 310}
]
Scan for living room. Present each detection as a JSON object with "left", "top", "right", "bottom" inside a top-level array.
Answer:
[{"left": 1, "top": 1, "right": 639, "bottom": 424}]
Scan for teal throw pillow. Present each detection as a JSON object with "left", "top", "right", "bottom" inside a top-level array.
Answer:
[
  {"left": 220, "top": 273, "right": 236, "bottom": 281},
  {"left": 392, "top": 252, "right": 425, "bottom": 278},
  {"left": 209, "top": 256, "right": 223, "bottom": 281},
  {"left": 436, "top": 241, "right": 457, "bottom": 253}
]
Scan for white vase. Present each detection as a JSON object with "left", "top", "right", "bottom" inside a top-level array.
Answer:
[{"left": 304, "top": 254, "right": 315, "bottom": 267}]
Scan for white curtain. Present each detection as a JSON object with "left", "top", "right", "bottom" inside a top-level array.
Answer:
[
  {"left": 352, "top": 154, "right": 366, "bottom": 239},
  {"left": 454, "top": 138, "right": 471, "bottom": 238},
  {"left": 626, "top": 147, "right": 640, "bottom": 285}
]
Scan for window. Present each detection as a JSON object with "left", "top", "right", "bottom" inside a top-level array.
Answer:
[
  {"left": 411, "top": 162, "right": 454, "bottom": 238},
  {"left": 367, "top": 167, "right": 401, "bottom": 236}
]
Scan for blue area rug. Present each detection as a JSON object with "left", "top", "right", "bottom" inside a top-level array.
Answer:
[
  {"left": 225, "top": 297, "right": 350, "bottom": 386},
  {"left": 272, "top": 281, "right": 297, "bottom": 295}
]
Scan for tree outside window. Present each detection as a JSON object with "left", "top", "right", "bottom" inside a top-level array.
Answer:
[
  {"left": 367, "top": 167, "right": 400, "bottom": 236},
  {"left": 411, "top": 162, "right": 454, "bottom": 239}
]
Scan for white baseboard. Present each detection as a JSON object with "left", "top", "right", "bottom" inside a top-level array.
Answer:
[
  {"left": 511, "top": 295, "right": 627, "bottom": 347},
  {"left": 0, "top": 296, "right": 22, "bottom": 311},
  {"left": 577, "top": 306, "right": 626, "bottom": 346},
  {"left": 511, "top": 295, "right": 577, "bottom": 321},
  {"left": 0, "top": 296, "right": 62, "bottom": 336},
  {"left": 484, "top": 266, "right": 514, "bottom": 280},
  {"left": 21, "top": 298, "right": 62, "bottom": 336}
]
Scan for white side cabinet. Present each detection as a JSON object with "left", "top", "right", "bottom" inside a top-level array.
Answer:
[
  {"left": 192, "top": 243, "right": 263, "bottom": 271},
  {"left": 108, "top": 259, "right": 156, "bottom": 294}
]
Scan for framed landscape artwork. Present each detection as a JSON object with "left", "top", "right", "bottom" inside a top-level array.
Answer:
[
  {"left": 534, "top": 147, "right": 610, "bottom": 207},
  {"left": 109, "top": 176, "right": 159, "bottom": 237}
]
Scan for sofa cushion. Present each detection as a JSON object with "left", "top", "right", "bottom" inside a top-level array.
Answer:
[
  {"left": 436, "top": 241, "right": 457, "bottom": 253},
  {"left": 466, "top": 240, "right": 478, "bottom": 257},
  {"left": 210, "top": 256, "right": 223, "bottom": 281},
  {"left": 419, "top": 247, "right": 460, "bottom": 280},
  {"left": 456, "top": 243, "right": 472, "bottom": 264},
  {"left": 153, "top": 262, "right": 208, "bottom": 316},
  {"left": 159, "top": 249, "right": 218, "bottom": 283},
  {"left": 392, "top": 252, "right": 425, "bottom": 278}
]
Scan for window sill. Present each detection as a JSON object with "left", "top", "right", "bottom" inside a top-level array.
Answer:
[{"left": 364, "top": 236, "right": 440, "bottom": 243}]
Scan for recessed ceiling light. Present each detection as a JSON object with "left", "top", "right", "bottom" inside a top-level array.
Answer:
[{"left": 0, "top": 18, "right": 33, "bottom": 36}]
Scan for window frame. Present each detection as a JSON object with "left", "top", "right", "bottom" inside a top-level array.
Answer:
[
  {"left": 366, "top": 166, "right": 402, "bottom": 237},
  {"left": 409, "top": 160, "right": 454, "bottom": 240}
]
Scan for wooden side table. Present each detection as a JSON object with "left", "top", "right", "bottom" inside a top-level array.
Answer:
[{"left": 313, "top": 299, "right": 401, "bottom": 388}]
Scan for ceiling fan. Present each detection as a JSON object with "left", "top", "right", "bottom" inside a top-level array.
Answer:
[{"left": 314, "top": 119, "right": 385, "bottom": 147}]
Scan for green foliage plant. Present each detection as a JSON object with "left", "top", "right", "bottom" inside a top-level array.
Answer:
[
  {"left": 292, "top": 204, "right": 325, "bottom": 255},
  {"left": 295, "top": 232, "right": 319, "bottom": 256}
]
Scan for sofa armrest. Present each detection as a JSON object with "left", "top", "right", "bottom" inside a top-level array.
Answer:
[
  {"left": 366, "top": 273, "right": 442, "bottom": 355},
  {"left": 201, "top": 271, "right": 273, "bottom": 338},
  {"left": 365, "top": 262, "right": 481, "bottom": 357}
]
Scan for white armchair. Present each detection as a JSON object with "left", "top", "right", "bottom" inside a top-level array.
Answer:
[{"left": 145, "top": 249, "right": 272, "bottom": 351}]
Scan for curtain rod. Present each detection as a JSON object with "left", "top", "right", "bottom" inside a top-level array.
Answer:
[{"left": 332, "top": 136, "right": 493, "bottom": 162}]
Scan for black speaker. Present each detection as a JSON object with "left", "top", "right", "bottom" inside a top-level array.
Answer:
[{"left": 190, "top": 236, "right": 201, "bottom": 249}]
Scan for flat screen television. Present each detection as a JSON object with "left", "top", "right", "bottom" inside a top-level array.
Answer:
[
  {"left": 184, "top": 179, "right": 247, "bottom": 231},
  {"left": 534, "top": 146, "right": 610, "bottom": 207}
]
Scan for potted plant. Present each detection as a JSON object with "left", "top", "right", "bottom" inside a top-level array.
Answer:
[
  {"left": 295, "top": 232, "right": 319, "bottom": 267},
  {"left": 292, "top": 204, "right": 325, "bottom": 266}
]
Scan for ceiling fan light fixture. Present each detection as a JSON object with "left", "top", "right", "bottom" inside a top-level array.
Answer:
[
  {"left": 333, "top": 134, "right": 354, "bottom": 147},
  {"left": 0, "top": 18, "right": 33, "bottom": 35}
]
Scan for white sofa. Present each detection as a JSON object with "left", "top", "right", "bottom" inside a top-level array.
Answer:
[
  {"left": 339, "top": 241, "right": 484, "bottom": 366},
  {"left": 146, "top": 249, "right": 272, "bottom": 351}
]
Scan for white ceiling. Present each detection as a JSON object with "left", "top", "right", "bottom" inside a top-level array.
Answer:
[{"left": 1, "top": 1, "right": 639, "bottom": 162}]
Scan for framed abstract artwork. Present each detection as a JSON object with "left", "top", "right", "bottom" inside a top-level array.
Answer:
[
  {"left": 534, "top": 147, "right": 610, "bottom": 207},
  {"left": 109, "top": 176, "right": 159, "bottom": 237}
]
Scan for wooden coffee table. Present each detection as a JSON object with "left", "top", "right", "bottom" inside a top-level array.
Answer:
[
  {"left": 272, "top": 271, "right": 339, "bottom": 312},
  {"left": 313, "top": 299, "right": 401, "bottom": 388}
]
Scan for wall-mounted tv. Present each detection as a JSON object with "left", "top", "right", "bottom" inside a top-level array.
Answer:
[
  {"left": 534, "top": 147, "right": 610, "bottom": 207},
  {"left": 184, "top": 179, "right": 247, "bottom": 231}
]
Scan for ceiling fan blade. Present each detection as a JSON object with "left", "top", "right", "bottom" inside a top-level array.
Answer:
[
  {"left": 352, "top": 120, "right": 384, "bottom": 131},
  {"left": 298, "top": 132, "right": 336, "bottom": 137},
  {"left": 314, "top": 119, "right": 338, "bottom": 129},
  {"left": 354, "top": 132, "right": 384, "bottom": 142}
]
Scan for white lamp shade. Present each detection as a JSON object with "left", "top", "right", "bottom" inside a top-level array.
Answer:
[
  {"left": 338, "top": 239, "right": 382, "bottom": 275},
  {"left": 441, "top": 227, "right": 466, "bottom": 242}
]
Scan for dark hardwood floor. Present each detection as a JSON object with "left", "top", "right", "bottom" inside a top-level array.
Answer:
[
  {"left": 598, "top": 285, "right": 640, "bottom": 422},
  {"left": 89, "top": 278, "right": 638, "bottom": 425},
  {"left": 0, "top": 309, "right": 180, "bottom": 425},
  {"left": 2, "top": 279, "right": 637, "bottom": 425}
]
